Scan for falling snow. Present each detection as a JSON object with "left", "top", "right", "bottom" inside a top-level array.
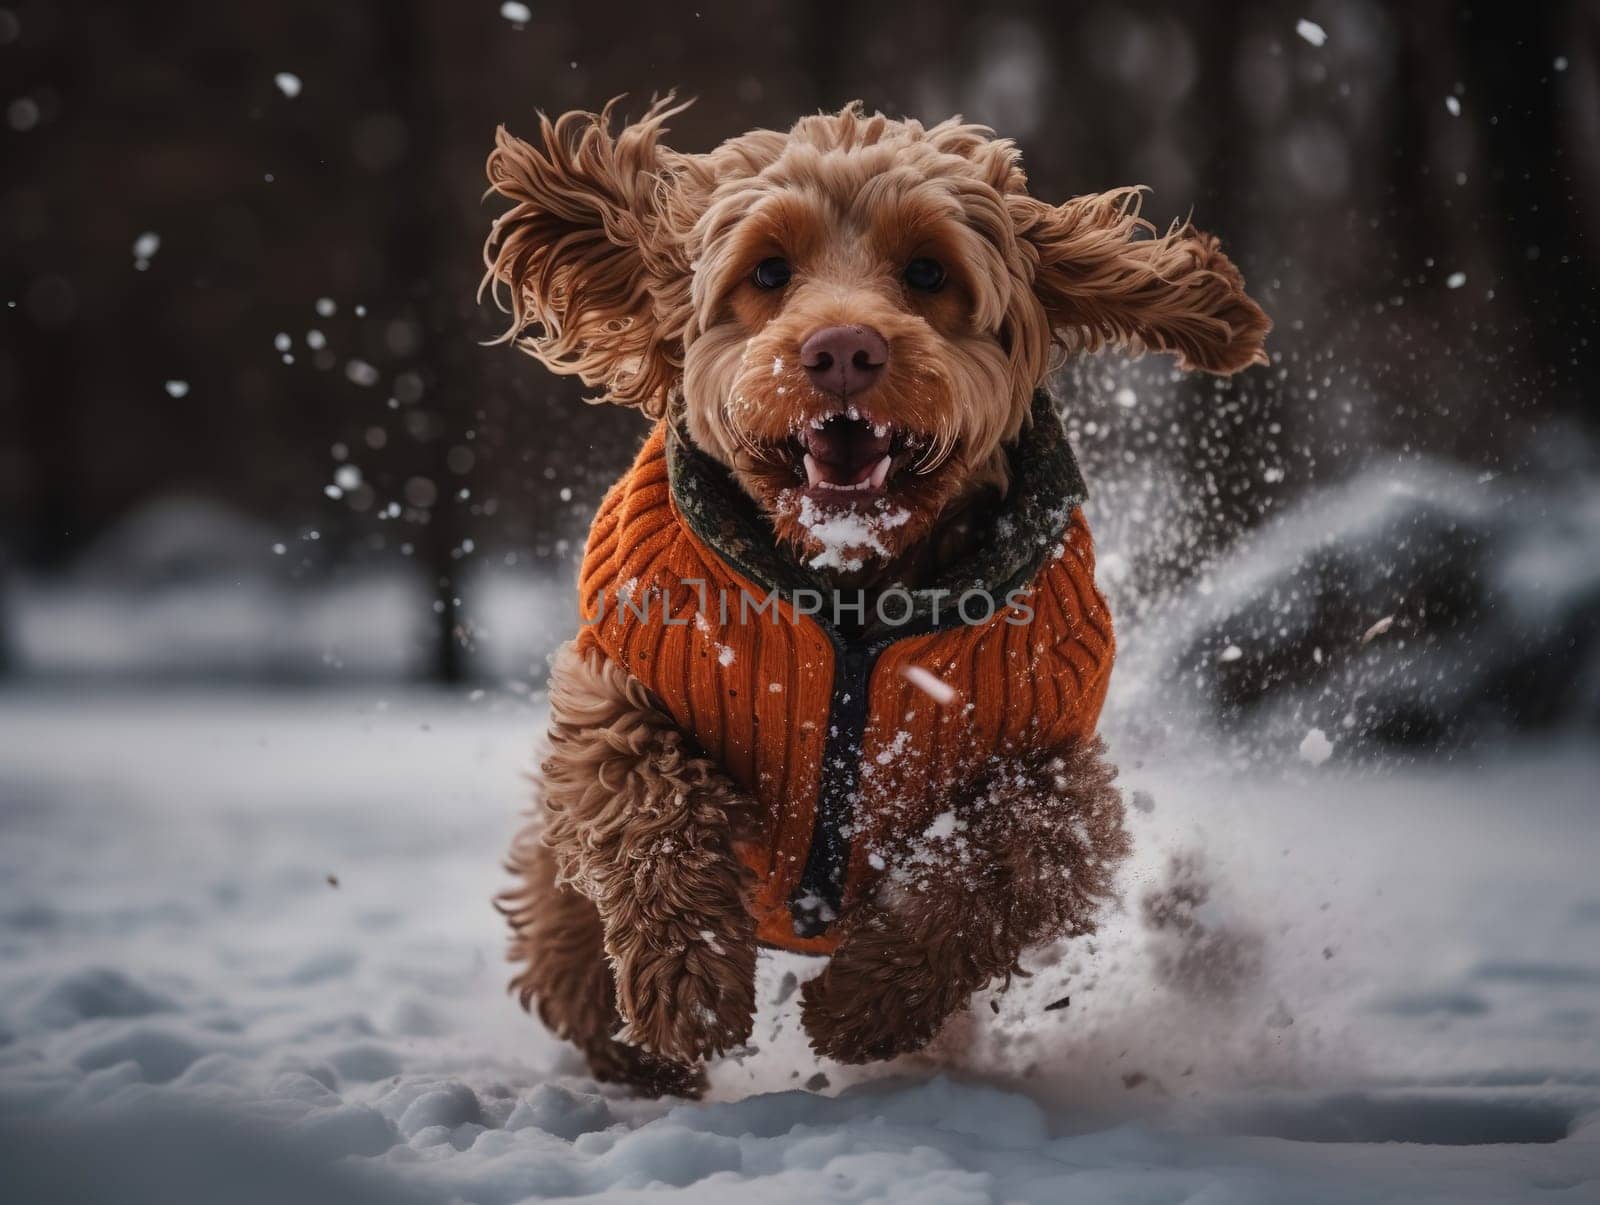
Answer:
[
  {"left": 345, "top": 359, "right": 380, "bottom": 387},
  {"left": 902, "top": 664, "right": 957, "bottom": 704},
  {"left": 1298, "top": 727, "right": 1334, "bottom": 766},
  {"left": 131, "top": 231, "right": 160, "bottom": 270}
]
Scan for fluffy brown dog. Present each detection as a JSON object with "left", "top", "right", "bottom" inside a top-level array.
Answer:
[{"left": 487, "top": 99, "right": 1268, "bottom": 1097}]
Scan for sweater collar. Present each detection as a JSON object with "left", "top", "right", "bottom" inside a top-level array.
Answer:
[{"left": 665, "top": 389, "right": 1087, "bottom": 637}]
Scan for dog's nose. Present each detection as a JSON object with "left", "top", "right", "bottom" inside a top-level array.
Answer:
[{"left": 800, "top": 325, "right": 888, "bottom": 398}]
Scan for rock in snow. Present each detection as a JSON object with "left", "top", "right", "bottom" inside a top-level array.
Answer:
[{"left": 1121, "top": 456, "right": 1600, "bottom": 754}]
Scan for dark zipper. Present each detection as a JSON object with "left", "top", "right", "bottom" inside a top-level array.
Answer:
[{"left": 789, "top": 633, "right": 896, "bottom": 938}]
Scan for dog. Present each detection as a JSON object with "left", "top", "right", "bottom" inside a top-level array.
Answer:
[{"left": 485, "top": 99, "right": 1268, "bottom": 1097}]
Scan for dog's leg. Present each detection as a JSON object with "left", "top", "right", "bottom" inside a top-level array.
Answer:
[
  {"left": 801, "top": 737, "right": 1129, "bottom": 1064},
  {"left": 514, "top": 640, "right": 758, "bottom": 1076},
  {"left": 498, "top": 828, "right": 707, "bottom": 1098}
]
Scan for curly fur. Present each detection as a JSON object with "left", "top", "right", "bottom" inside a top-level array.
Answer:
[
  {"left": 496, "top": 835, "right": 707, "bottom": 1098},
  {"left": 485, "top": 101, "right": 1266, "bottom": 1093},
  {"left": 481, "top": 96, "right": 693, "bottom": 416},
  {"left": 498, "top": 641, "right": 758, "bottom": 1093},
  {"left": 800, "top": 738, "right": 1128, "bottom": 1063}
]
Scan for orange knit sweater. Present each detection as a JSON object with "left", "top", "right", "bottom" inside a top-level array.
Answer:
[{"left": 575, "top": 399, "right": 1114, "bottom": 954}]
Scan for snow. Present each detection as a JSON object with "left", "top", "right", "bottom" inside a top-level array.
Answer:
[
  {"left": 1298, "top": 726, "right": 1334, "bottom": 765},
  {"left": 7, "top": 95, "right": 40, "bottom": 132},
  {"left": 273, "top": 72, "right": 302, "bottom": 99},
  {"left": 3, "top": 693, "right": 1599, "bottom": 1198},
  {"left": 1447, "top": 271, "right": 1467, "bottom": 288},
  {"left": 6, "top": 518, "right": 436, "bottom": 680},
  {"left": 345, "top": 359, "right": 380, "bottom": 387},
  {"left": 1295, "top": 18, "right": 1327, "bottom": 47},
  {"left": 163, "top": 379, "right": 189, "bottom": 398},
  {"left": 1104, "top": 454, "right": 1600, "bottom": 757},
  {"left": 1360, "top": 615, "right": 1395, "bottom": 644},
  {"left": 132, "top": 231, "right": 160, "bottom": 270},
  {"left": 901, "top": 664, "right": 957, "bottom": 704},
  {"left": 794, "top": 496, "right": 910, "bottom": 574},
  {"left": 692, "top": 610, "right": 738, "bottom": 667},
  {"left": 500, "top": 1, "right": 532, "bottom": 26},
  {"left": 1446, "top": 96, "right": 1462, "bottom": 117},
  {"left": 1, "top": 691, "right": 1598, "bottom": 1200}
]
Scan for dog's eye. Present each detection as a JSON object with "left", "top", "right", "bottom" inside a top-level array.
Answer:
[
  {"left": 752, "top": 257, "right": 792, "bottom": 289},
  {"left": 903, "top": 257, "right": 946, "bottom": 293}
]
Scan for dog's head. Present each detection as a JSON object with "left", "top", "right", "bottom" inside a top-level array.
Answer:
[{"left": 483, "top": 99, "right": 1268, "bottom": 571}]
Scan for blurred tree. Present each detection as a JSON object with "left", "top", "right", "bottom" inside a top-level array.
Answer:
[
  {"left": 375, "top": 0, "right": 471, "bottom": 684},
  {"left": 1460, "top": 1, "right": 1599, "bottom": 430}
]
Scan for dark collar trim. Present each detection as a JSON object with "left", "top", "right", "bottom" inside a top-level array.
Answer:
[{"left": 666, "top": 389, "right": 1087, "bottom": 639}]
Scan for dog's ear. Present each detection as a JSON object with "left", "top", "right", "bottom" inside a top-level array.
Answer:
[
  {"left": 481, "top": 97, "right": 690, "bottom": 416},
  {"left": 1012, "top": 187, "right": 1269, "bottom": 375}
]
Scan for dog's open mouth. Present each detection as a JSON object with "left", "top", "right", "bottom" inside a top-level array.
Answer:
[{"left": 793, "top": 410, "right": 905, "bottom": 501}]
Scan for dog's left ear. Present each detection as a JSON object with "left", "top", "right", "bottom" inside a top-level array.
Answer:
[
  {"left": 1012, "top": 187, "right": 1270, "bottom": 375},
  {"left": 481, "top": 97, "right": 689, "bottom": 416}
]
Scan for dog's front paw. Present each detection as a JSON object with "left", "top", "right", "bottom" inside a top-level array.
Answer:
[
  {"left": 799, "top": 910, "right": 972, "bottom": 1064},
  {"left": 612, "top": 921, "right": 757, "bottom": 1065},
  {"left": 582, "top": 1038, "right": 708, "bottom": 1100}
]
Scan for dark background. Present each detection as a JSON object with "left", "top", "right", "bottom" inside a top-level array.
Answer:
[{"left": 2, "top": 0, "right": 1597, "bottom": 702}]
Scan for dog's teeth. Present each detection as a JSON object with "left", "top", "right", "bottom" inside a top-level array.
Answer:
[
  {"left": 846, "top": 405, "right": 860, "bottom": 421},
  {"left": 803, "top": 453, "right": 824, "bottom": 487},
  {"left": 869, "top": 454, "right": 891, "bottom": 489},
  {"left": 872, "top": 421, "right": 890, "bottom": 438}
]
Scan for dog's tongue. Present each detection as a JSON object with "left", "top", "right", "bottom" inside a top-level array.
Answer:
[{"left": 802, "top": 416, "right": 893, "bottom": 489}]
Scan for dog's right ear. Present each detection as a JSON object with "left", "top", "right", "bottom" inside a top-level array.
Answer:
[{"left": 481, "top": 97, "right": 689, "bottom": 417}]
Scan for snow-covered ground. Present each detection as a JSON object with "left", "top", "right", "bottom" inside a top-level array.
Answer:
[{"left": 1, "top": 687, "right": 1597, "bottom": 1202}]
